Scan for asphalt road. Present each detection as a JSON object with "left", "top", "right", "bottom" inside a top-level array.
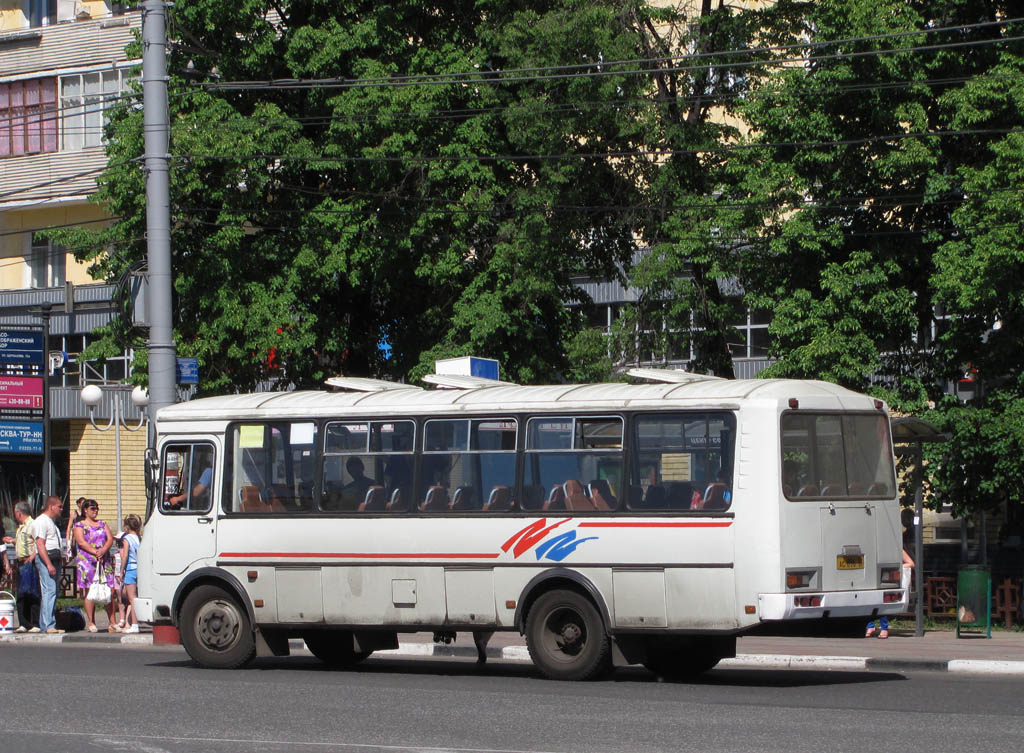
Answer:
[{"left": 2, "top": 643, "right": 1022, "bottom": 753}]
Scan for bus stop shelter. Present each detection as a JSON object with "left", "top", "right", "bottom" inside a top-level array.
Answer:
[{"left": 891, "top": 416, "right": 948, "bottom": 637}]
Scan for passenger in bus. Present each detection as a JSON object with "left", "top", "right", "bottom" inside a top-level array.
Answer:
[
  {"left": 342, "top": 458, "right": 376, "bottom": 507},
  {"left": 167, "top": 465, "right": 212, "bottom": 509}
]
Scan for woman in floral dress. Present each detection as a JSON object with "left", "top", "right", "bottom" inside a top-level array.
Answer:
[{"left": 73, "top": 499, "right": 118, "bottom": 632}]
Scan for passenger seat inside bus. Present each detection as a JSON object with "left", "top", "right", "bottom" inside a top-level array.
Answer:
[
  {"left": 422, "top": 485, "right": 450, "bottom": 512},
  {"left": 386, "top": 487, "right": 407, "bottom": 512},
  {"left": 543, "top": 484, "right": 565, "bottom": 511},
  {"left": 359, "top": 486, "right": 388, "bottom": 512},
  {"left": 664, "top": 481, "right": 693, "bottom": 510},
  {"left": 451, "top": 486, "right": 478, "bottom": 511},
  {"left": 563, "top": 479, "right": 592, "bottom": 511},
  {"left": 483, "top": 485, "right": 513, "bottom": 511},
  {"left": 588, "top": 479, "right": 617, "bottom": 510}
]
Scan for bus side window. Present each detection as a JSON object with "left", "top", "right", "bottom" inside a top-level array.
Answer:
[{"left": 162, "top": 443, "right": 215, "bottom": 513}]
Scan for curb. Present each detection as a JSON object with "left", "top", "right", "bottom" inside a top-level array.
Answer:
[
  {"left": 5, "top": 633, "right": 1024, "bottom": 675},
  {"left": 1, "top": 632, "right": 153, "bottom": 646}
]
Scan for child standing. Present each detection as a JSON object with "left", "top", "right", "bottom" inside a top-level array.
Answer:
[{"left": 119, "top": 515, "right": 143, "bottom": 633}]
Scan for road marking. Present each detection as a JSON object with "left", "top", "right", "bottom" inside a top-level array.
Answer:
[{"left": 0, "top": 729, "right": 569, "bottom": 753}]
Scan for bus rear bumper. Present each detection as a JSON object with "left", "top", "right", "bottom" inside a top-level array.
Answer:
[{"left": 758, "top": 590, "right": 908, "bottom": 621}]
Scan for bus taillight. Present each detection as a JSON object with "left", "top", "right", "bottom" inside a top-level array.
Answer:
[
  {"left": 793, "top": 596, "right": 823, "bottom": 607},
  {"left": 880, "top": 567, "right": 901, "bottom": 585},
  {"left": 786, "top": 570, "right": 815, "bottom": 589}
]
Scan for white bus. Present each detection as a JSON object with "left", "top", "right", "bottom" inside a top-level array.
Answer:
[{"left": 134, "top": 374, "right": 908, "bottom": 679}]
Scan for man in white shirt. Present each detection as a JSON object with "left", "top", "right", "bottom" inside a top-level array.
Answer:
[{"left": 33, "top": 496, "right": 65, "bottom": 634}]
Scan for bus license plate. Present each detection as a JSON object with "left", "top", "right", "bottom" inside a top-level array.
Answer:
[{"left": 837, "top": 555, "right": 864, "bottom": 570}]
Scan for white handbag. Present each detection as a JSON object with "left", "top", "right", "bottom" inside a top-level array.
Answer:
[{"left": 86, "top": 560, "right": 111, "bottom": 606}]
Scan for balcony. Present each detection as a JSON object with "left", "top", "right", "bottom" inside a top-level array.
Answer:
[{"left": 0, "top": 8, "right": 140, "bottom": 78}]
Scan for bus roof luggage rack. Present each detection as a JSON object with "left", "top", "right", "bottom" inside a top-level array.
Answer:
[
  {"left": 422, "top": 374, "right": 519, "bottom": 389},
  {"left": 324, "top": 376, "right": 421, "bottom": 392},
  {"left": 626, "top": 368, "right": 727, "bottom": 385}
]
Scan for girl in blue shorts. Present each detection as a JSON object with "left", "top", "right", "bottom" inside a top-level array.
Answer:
[{"left": 119, "top": 515, "right": 143, "bottom": 634}]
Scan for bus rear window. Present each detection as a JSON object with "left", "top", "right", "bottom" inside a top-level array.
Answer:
[{"left": 781, "top": 413, "right": 895, "bottom": 500}]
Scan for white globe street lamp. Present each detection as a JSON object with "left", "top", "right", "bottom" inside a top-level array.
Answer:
[{"left": 80, "top": 385, "right": 149, "bottom": 526}]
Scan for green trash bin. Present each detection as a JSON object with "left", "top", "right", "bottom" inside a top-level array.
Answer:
[{"left": 956, "top": 566, "right": 991, "bottom": 638}]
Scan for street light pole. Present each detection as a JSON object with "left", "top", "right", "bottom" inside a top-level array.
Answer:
[{"left": 81, "top": 386, "right": 149, "bottom": 525}]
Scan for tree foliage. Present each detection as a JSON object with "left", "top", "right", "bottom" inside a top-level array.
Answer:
[
  {"left": 51, "top": 0, "right": 1024, "bottom": 515},
  {"left": 59, "top": 0, "right": 651, "bottom": 391}
]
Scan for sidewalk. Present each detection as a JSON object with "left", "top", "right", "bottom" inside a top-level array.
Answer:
[{"left": 5, "top": 611, "right": 1024, "bottom": 675}]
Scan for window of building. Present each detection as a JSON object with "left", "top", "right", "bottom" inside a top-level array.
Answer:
[
  {"left": 60, "top": 68, "right": 137, "bottom": 151},
  {"left": 28, "top": 0, "right": 57, "bottom": 28},
  {"left": 29, "top": 234, "right": 66, "bottom": 288},
  {"left": 0, "top": 78, "right": 58, "bottom": 157}
]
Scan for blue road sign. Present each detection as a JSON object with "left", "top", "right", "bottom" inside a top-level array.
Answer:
[
  {"left": 0, "top": 330, "right": 44, "bottom": 366},
  {"left": 0, "top": 420, "right": 43, "bottom": 454},
  {"left": 176, "top": 357, "right": 199, "bottom": 384}
]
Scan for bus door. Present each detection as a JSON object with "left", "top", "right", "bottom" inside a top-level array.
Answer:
[{"left": 154, "top": 441, "right": 218, "bottom": 575}]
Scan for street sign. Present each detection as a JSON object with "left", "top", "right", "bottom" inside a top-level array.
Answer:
[
  {"left": 0, "top": 420, "right": 43, "bottom": 454},
  {"left": 0, "top": 375, "right": 44, "bottom": 409},
  {"left": 176, "top": 357, "right": 199, "bottom": 384},
  {"left": 0, "top": 330, "right": 44, "bottom": 366}
]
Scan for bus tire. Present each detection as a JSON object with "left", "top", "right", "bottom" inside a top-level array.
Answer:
[
  {"left": 303, "top": 630, "right": 371, "bottom": 668},
  {"left": 643, "top": 637, "right": 722, "bottom": 680},
  {"left": 179, "top": 584, "right": 256, "bottom": 669},
  {"left": 526, "top": 589, "right": 611, "bottom": 681}
]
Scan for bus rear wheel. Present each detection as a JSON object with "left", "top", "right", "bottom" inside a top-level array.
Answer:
[
  {"left": 303, "top": 630, "right": 372, "bottom": 668},
  {"left": 643, "top": 637, "right": 723, "bottom": 680},
  {"left": 179, "top": 584, "right": 256, "bottom": 669},
  {"left": 526, "top": 589, "right": 611, "bottom": 681}
]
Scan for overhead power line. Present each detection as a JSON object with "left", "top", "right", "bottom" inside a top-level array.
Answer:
[
  {"left": 172, "top": 126, "right": 1024, "bottom": 165},
  {"left": 203, "top": 27, "right": 1024, "bottom": 92}
]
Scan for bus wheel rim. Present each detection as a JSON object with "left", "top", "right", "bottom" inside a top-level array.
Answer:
[
  {"left": 195, "top": 599, "right": 241, "bottom": 651},
  {"left": 542, "top": 607, "right": 586, "bottom": 661}
]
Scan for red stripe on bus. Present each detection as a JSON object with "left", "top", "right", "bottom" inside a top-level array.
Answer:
[
  {"left": 576, "top": 521, "right": 733, "bottom": 528},
  {"left": 219, "top": 552, "right": 501, "bottom": 559}
]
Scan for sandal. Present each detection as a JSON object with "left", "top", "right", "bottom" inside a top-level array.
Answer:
[
  {"left": 865, "top": 627, "right": 875, "bottom": 638},
  {"left": 878, "top": 629, "right": 889, "bottom": 639},
  {"left": 87, "top": 624, "right": 98, "bottom": 633},
  {"left": 108, "top": 624, "right": 122, "bottom": 633}
]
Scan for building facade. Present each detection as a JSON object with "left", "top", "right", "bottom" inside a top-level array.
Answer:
[{"left": 0, "top": 2, "right": 145, "bottom": 525}]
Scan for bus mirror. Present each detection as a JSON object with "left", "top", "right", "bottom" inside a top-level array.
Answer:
[{"left": 144, "top": 447, "right": 160, "bottom": 501}]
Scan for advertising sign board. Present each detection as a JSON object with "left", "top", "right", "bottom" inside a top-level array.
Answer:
[
  {"left": 0, "top": 421, "right": 43, "bottom": 454},
  {"left": 0, "top": 375, "right": 44, "bottom": 409},
  {"left": 0, "top": 330, "right": 44, "bottom": 366}
]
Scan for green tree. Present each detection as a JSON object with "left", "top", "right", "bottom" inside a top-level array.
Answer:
[
  {"left": 739, "top": 0, "right": 1024, "bottom": 514},
  {"left": 56, "top": 0, "right": 650, "bottom": 391}
]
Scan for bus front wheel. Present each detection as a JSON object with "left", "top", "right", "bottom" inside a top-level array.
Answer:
[
  {"left": 179, "top": 584, "right": 256, "bottom": 669},
  {"left": 526, "top": 589, "right": 611, "bottom": 681},
  {"left": 303, "top": 630, "right": 371, "bottom": 668}
]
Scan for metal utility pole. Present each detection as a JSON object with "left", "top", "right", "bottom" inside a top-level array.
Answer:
[{"left": 142, "top": 0, "right": 176, "bottom": 419}]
